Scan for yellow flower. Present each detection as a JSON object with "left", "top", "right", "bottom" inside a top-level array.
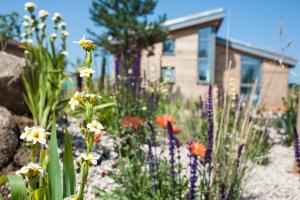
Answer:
[
  {"left": 73, "top": 35, "right": 96, "bottom": 51},
  {"left": 78, "top": 67, "right": 95, "bottom": 78},
  {"left": 24, "top": 2, "right": 37, "bottom": 12},
  {"left": 26, "top": 126, "right": 48, "bottom": 145},
  {"left": 80, "top": 153, "right": 97, "bottom": 166},
  {"left": 87, "top": 120, "right": 104, "bottom": 135},
  {"left": 16, "top": 163, "right": 43, "bottom": 178}
]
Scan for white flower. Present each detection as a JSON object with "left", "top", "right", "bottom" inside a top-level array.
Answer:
[
  {"left": 24, "top": 2, "right": 37, "bottom": 12},
  {"left": 73, "top": 35, "right": 96, "bottom": 51},
  {"left": 80, "top": 153, "right": 97, "bottom": 166},
  {"left": 23, "top": 15, "right": 31, "bottom": 21},
  {"left": 38, "top": 23, "right": 46, "bottom": 30},
  {"left": 52, "top": 12, "right": 62, "bottom": 22},
  {"left": 50, "top": 33, "right": 57, "bottom": 39},
  {"left": 78, "top": 67, "right": 95, "bottom": 78},
  {"left": 68, "top": 91, "right": 84, "bottom": 110},
  {"left": 62, "top": 31, "right": 69, "bottom": 37},
  {"left": 16, "top": 162, "right": 43, "bottom": 178},
  {"left": 38, "top": 10, "right": 49, "bottom": 19},
  {"left": 22, "top": 21, "right": 30, "bottom": 27},
  {"left": 61, "top": 51, "right": 69, "bottom": 57},
  {"left": 84, "top": 93, "right": 102, "bottom": 99},
  {"left": 58, "top": 22, "right": 67, "bottom": 29},
  {"left": 26, "top": 126, "right": 48, "bottom": 145},
  {"left": 87, "top": 120, "right": 104, "bottom": 134},
  {"left": 20, "top": 126, "right": 32, "bottom": 141}
]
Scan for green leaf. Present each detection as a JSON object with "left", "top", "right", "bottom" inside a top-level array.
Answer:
[
  {"left": 0, "top": 176, "right": 8, "bottom": 187},
  {"left": 7, "top": 175, "right": 28, "bottom": 200},
  {"left": 63, "top": 128, "right": 76, "bottom": 197},
  {"left": 47, "top": 117, "right": 63, "bottom": 200}
]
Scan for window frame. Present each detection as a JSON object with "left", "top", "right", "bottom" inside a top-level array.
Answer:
[
  {"left": 197, "top": 26, "right": 216, "bottom": 84},
  {"left": 162, "top": 38, "right": 175, "bottom": 55},
  {"left": 240, "top": 55, "right": 262, "bottom": 104},
  {"left": 161, "top": 66, "right": 175, "bottom": 83}
]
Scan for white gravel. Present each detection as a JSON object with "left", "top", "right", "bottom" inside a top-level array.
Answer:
[{"left": 242, "top": 145, "right": 300, "bottom": 200}]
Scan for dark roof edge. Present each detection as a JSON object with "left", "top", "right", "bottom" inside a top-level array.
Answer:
[{"left": 217, "top": 37, "right": 297, "bottom": 67}]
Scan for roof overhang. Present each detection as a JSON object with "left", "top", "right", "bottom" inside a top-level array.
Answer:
[
  {"left": 217, "top": 37, "right": 297, "bottom": 67},
  {"left": 163, "top": 8, "right": 225, "bottom": 32}
]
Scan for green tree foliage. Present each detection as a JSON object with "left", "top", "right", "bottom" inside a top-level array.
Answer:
[
  {"left": 89, "top": 0, "right": 167, "bottom": 72},
  {"left": 0, "top": 12, "right": 21, "bottom": 50}
]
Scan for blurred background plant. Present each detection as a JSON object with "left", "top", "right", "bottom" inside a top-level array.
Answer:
[
  {"left": 0, "top": 11, "right": 21, "bottom": 51},
  {"left": 21, "top": 5, "right": 68, "bottom": 129}
]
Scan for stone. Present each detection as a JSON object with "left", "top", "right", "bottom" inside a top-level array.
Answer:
[
  {"left": 0, "top": 106, "right": 19, "bottom": 170},
  {"left": 0, "top": 51, "right": 28, "bottom": 115},
  {"left": 13, "top": 147, "right": 31, "bottom": 167}
]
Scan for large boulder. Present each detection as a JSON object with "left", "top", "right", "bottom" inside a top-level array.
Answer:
[
  {"left": 0, "top": 51, "right": 28, "bottom": 115},
  {"left": 0, "top": 106, "right": 19, "bottom": 170}
]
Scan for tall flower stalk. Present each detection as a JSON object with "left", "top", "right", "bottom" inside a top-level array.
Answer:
[
  {"left": 293, "top": 127, "right": 300, "bottom": 174},
  {"left": 71, "top": 36, "right": 104, "bottom": 200},
  {"left": 167, "top": 121, "right": 176, "bottom": 199}
]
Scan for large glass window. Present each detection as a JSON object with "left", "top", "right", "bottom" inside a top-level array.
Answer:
[
  {"left": 198, "top": 26, "right": 215, "bottom": 83},
  {"left": 163, "top": 39, "right": 175, "bottom": 55},
  {"left": 240, "top": 55, "right": 261, "bottom": 104},
  {"left": 161, "top": 66, "right": 175, "bottom": 83}
]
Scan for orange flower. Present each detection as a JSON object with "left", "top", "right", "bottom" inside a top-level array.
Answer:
[
  {"left": 94, "top": 133, "right": 102, "bottom": 144},
  {"left": 121, "top": 116, "right": 143, "bottom": 129},
  {"left": 172, "top": 126, "right": 181, "bottom": 134},
  {"left": 189, "top": 142, "right": 206, "bottom": 157},
  {"left": 155, "top": 114, "right": 175, "bottom": 128}
]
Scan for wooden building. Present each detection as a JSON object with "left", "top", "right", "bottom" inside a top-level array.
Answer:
[{"left": 141, "top": 8, "right": 297, "bottom": 108}]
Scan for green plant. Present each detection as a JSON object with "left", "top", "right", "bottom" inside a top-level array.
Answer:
[
  {"left": 0, "top": 11, "right": 21, "bottom": 50},
  {"left": 22, "top": 3, "right": 68, "bottom": 129}
]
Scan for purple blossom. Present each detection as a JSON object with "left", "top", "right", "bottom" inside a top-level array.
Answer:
[
  {"left": 114, "top": 52, "right": 120, "bottom": 79},
  {"left": 293, "top": 127, "right": 300, "bottom": 174},
  {"left": 205, "top": 85, "right": 214, "bottom": 165},
  {"left": 167, "top": 121, "right": 176, "bottom": 189},
  {"left": 188, "top": 142, "right": 198, "bottom": 200}
]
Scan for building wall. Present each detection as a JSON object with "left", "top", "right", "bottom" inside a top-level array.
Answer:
[{"left": 141, "top": 29, "right": 289, "bottom": 107}]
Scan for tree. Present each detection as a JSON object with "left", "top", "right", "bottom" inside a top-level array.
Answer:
[
  {"left": 89, "top": 0, "right": 167, "bottom": 77},
  {"left": 0, "top": 12, "right": 21, "bottom": 51}
]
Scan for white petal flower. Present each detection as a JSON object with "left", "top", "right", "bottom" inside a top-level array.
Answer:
[
  {"left": 23, "top": 15, "right": 31, "bottom": 21},
  {"left": 68, "top": 91, "right": 84, "bottom": 110},
  {"left": 62, "top": 31, "right": 69, "bottom": 36},
  {"left": 52, "top": 12, "right": 62, "bottom": 22},
  {"left": 50, "top": 33, "right": 57, "bottom": 39},
  {"left": 58, "top": 22, "right": 67, "bottom": 29},
  {"left": 78, "top": 67, "right": 95, "bottom": 78},
  {"left": 38, "top": 10, "right": 49, "bottom": 19},
  {"left": 87, "top": 120, "right": 104, "bottom": 134},
  {"left": 80, "top": 153, "right": 97, "bottom": 166},
  {"left": 24, "top": 2, "right": 37, "bottom": 12},
  {"left": 38, "top": 23, "right": 46, "bottom": 30},
  {"left": 73, "top": 35, "right": 96, "bottom": 51},
  {"left": 20, "top": 126, "right": 32, "bottom": 141},
  {"left": 16, "top": 162, "right": 43, "bottom": 178},
  {"left": 26, "top": 126, "right": 47, "bottom": 145},
  {"left": 61, "top": 51, "right": 69, "bottom": 57}
]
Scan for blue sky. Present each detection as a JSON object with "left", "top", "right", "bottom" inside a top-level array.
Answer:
[{"left": 1, "top": 0, "right": 299, "bottom": 83}]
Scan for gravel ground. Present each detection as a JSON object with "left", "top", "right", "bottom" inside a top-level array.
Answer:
[
  {"left": 59, "top": 117, "right": 300, "bottom": 200},
  {"left": 242, "top": 145, "right": 300, "bottom": 200}
]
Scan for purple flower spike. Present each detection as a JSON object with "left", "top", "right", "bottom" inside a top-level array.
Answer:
[
  {"left": 188, "top": 143, "right": 198, "bottom": 200},
  {"left": 293, "top": 127, "right": 300, "bottom": 174},
  {"left": 167, "top": 121, "right": 176, "bottom": 192},
  {"left": 205, "top": 85, "right": 214, "bottom": 165}
]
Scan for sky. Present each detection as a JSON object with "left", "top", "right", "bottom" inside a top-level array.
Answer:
[{"left": 1, "top": 0, "right": 299, "bottom": 83}]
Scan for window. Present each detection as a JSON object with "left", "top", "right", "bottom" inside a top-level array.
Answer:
[
  {"left": 163, "top": 39, "right": 175, "bottom": 55},
  {"left": 161, "top": 66, "right": 175, "bottom": 83},
  {"left": 198, "top": 26, "right": 215, "bottom": 83},
  {"left": 240, "top": 55, "right": 261, "bottom": 104}
]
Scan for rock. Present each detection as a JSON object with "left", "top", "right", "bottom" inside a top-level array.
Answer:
[
  {"left": 13, "top": 147, "right": 31, "bottom": 167},
  {"left": 0, "top": 106, "right": 19, "bottom": 170},
  {"left": 0, "top": 51, "right": 28, "bottom": 115},
  {"left": 13, "top": 115, "right": 33, "bottom": 130}
]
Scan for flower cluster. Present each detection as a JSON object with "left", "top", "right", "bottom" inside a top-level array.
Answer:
[
  {"left": 76, "top": 153, "right": 98, "bottom": 167},
  {"left": 16, "top": 162, "right": 44, "bottom": 178},
  {"left": 20, "top": 126, "right": 50, "bottom": 145},
  {"left": 68, "top": 91, "right": 102, "bottom": 111},
  {"left": 155, "top": 114, "right": 181, "bottom": 134},
  {"left": 73, "top": 35, "right": 96, "bottom": 51}
]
